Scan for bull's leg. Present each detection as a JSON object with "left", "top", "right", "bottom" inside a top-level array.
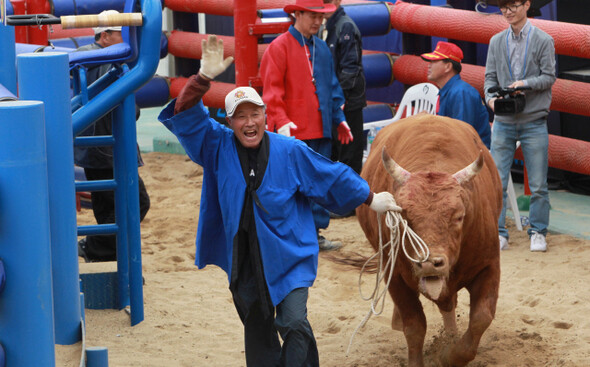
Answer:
[
  {"left": 444, "top": 265, "right": 499, "bottom": 366},
  {"left": 391, "top": 305, "right": 403, "bottom": 331},
  {"left": 389, "top": 279, "right": 427, "bottom": 367},
  {"left": 437, "top": 293, "right": 458, "bottom": 334}
]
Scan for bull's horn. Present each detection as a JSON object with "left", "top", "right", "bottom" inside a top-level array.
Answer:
[
  {"left": 452, "top": 151, "right": 484, "bottom": 184},
  {"left": 382, "top": 147, "right": 411, "bottom": 185}
]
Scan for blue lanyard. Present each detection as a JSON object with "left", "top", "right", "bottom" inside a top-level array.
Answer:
[{"left": 505, "top": 25, "right": 531, "bottom": 81}]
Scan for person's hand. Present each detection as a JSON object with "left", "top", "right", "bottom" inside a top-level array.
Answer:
[
  {"left": 488, "top": 97, "right": 497, "bottom": 111},
  {"left": 337, "top": 121, "right": 353, "bottom": 144},
  {"left": 199, "top": 35, "right": 234, "bottom": 80},
  {"left": 278, "top": 122, "right": 298, "bottom": 137},
  {"left": 369, "top": 192, "right": 401, "bottom": 214},
  {"left": 508, "top": 80, "right": 525, "bottom": 89}
]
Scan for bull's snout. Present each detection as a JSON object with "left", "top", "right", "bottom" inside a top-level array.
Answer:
[
  {"left": 416, "top": 256, "right": 448, "bottom": 275},
  {"left": 414, "top": 255, "right": 450, "bottom": 301}
]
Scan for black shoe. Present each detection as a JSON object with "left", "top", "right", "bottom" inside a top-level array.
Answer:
[
  {"left": 318, "top": 235, "right": 342, "bottom": 251},
  {"left": 78, "top": 239, "right": 92, "bottom": 263}
]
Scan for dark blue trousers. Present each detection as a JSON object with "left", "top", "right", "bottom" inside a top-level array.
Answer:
[{"left": 232, "top": 279, "right": 319, "bottom": 367}]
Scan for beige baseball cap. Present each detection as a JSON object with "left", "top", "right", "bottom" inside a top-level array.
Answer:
[
  {"left": 225, "top": 87, "right": 265, "bottom": 117},
  {"left": 93, "top": 10, "right": 123, "bottom": 35}
]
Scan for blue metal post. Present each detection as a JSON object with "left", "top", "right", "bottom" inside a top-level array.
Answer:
[
  {"left": 18, "top": 52, "right": 82, "bottom": 345},
  {"left": 0, "top": 23, "right": 17, "bottom": 95},
  {"left": 113, "top": 92, "right": 144, "bottom": 325},
  {"left": 86, "top": 347, "right": 109, "bottom": 367},
  {"left": 0, "top": 100, "right": 56, "bottom": 367}
]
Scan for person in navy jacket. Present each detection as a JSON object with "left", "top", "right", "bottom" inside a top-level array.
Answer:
[
  {"left": 421, "top": 41, "right": 491, "bottom": 148},
  {"left": 159, "top": 35, "right": 401, "bottom": 367}
]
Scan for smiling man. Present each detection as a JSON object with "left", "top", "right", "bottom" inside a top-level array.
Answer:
[
  {"left": 484, "top": 0, "right": 556, "bottom": 252},
  {"left": 158, "top": 35, "right": 401, "bottom": 367}
]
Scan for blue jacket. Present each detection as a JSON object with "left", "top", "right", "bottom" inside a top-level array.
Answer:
[
  {"left": 159, "top": 100, "right": 370, "bottom": 305},
  {"left": 438, "top": 74, "right": 491, "bottom": 148}
]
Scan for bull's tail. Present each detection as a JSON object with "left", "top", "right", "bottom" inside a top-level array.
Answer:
[{"left": 323, "top": 251, "right": 379, "bottom": 274}]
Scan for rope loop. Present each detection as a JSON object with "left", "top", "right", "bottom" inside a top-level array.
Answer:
[{"left": 346, "top": 209, "right": 429, "bottom": 355}]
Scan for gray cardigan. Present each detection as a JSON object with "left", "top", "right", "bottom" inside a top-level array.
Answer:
[{"left": 484, "top": 25, "right": 556, "bottom": 124}]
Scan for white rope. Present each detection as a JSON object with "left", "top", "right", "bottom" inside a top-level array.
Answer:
[{"left": 346, "top": 209, "right": 430, "bottom": 356}]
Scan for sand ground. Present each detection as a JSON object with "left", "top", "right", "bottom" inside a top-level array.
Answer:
[{"left": 57, "top": 152, "right": 590, "bottom": 366}]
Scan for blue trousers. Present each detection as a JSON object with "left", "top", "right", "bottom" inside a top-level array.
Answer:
[
  {"left": 232, "top": 276, "right": 319, "bottom": 367},
  {"left": 491, "top": 119, "right": 550, "bottom": 238}
]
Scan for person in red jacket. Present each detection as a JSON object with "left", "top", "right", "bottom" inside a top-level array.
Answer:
[{"left": 260, "top": 0, "right": 353, "bottom": 251}]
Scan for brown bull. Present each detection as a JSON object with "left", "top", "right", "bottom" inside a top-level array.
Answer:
[{"left": 356, "top": 114, "right": 502, "bottom": 367}]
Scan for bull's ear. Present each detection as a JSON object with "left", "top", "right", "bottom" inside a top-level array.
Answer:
[
  {"left": 382, "top": 147, "right": 411, "bottom": 185},
  {"left": 452, "top": 150, "right": 484, "bottom": 185}
]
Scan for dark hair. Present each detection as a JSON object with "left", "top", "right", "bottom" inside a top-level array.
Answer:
[
  {"left": 443, "top": 59, "right": 462, "bottom": 74},
  {"left": 497, "top": 0, "right": 529, "bottom": 7}
]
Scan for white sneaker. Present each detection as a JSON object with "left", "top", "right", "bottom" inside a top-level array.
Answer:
[
  {"left": 499, "top": 235, "right": 509, "bottom": 251},
  {"left": 530, "top": 232, "right": 547, "bottom": 252}
]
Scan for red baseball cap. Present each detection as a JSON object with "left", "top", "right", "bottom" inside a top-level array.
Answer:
[
  {"left": 284, "top": 0, "right": 337, "bottom": 14},
  {"left": 421, "top": 41, "right": 464, "bottom": 63}
]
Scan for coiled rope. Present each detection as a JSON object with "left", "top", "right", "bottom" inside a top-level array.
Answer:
[{"left": 346, "top": 209, "right": 430, "bottom": 355}]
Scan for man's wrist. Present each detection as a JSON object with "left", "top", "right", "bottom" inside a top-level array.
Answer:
[
  {"left": 364, "top": 191, "right": 374, "bottom": 206},
  {"left": 197, "top": 72, "right": 213, "bottom": 83}
]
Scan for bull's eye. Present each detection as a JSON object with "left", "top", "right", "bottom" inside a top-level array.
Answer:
[{"left": 456, "top": 215, "right": 464, "bottom": 223}]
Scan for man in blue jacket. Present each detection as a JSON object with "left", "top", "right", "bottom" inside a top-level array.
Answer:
[
  {"left": 159, "top": 35, "right": 401, "bottom": 367},
  {"left": 421, "top": 41, "right": 491, "bottom": 148}
]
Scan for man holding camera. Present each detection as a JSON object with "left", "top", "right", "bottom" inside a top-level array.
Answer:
[{"left": 484, "top": 0, "right": 556, "bottom": 252}]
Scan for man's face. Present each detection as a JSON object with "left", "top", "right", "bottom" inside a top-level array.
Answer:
[
  {"left": 500, "top": 1, "right": 530, "bottom": 26},
  {"left": 294, "top": 11, "right": 324, "bottom": 38},
  {"left": 426, "top": 60, "right": 449, "bottom": 86},
  {"left": 102, "top": 30, "right": 123, "bottom": 47},
  {"left": 227, "top": 103, "right": 266, "bottom": 149}
]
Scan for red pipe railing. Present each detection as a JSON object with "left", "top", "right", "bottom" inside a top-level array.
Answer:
[
  {"left": 164, "top": 0, "right": 371, "bottom": 17},
  {"left": 514, "top": 136, "right": 590, "bottom": 176},
  {"left": 390, "top": 0, "right": 590, "bottom": 59},
  {"left": 165, "top": 0, "right": 590, "bottom": 178},
  {"left": 167, "top": 32, "right": 268, "bottom": 63},
  {"left": 26, "top": 0, "right": 51, "bottom": 45},
  {"left": 170, "top": 78, "right": 234, "bottom": 109},
  {"left": 393, "top": 55, "right": 590, "bottom": 118}
]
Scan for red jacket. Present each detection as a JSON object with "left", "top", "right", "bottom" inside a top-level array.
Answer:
[{"left": 260, "top": 26, "right": 345, "bottom": 141}]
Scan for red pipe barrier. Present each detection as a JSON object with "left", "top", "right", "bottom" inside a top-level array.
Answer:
[
  {"left": 169, "top": 78, "right": 235, "bottom": 110},
  {"left": 393, "top": 55, "right": 590, "bottom": 118},
  {"left": 27, "top": 0, "right": 51, "bottom": 45},
  {"left": 392, "top": 55, "right": 590, "bottom": 176},
  {"left": 48, "top": 24, "right": 94, "bottom": 40},
  {"left": 168, "top": 31, "right": 268, "bottom": 63},
  {"left": 390, "top": 1, "right": 590, "bottom": 59},
  {"left": 234, "top": 0, "right": 258, "bottom": 87},
  {"left": 514, "top": 135, "right": 590, "bottom": 177},
  {"left": 11, "top": 0, "right": 28, "bottom": 43},
  {"left": 164, "top": 0, "right": 370, "bottom": 17}
]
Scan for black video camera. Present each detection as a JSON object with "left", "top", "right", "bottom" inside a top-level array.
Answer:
[{"left": 488, "top": 86, "right": 532, "bottom": 115}]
